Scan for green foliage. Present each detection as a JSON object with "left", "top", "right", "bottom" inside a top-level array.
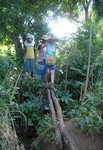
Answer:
[
  {"left": 19, "top": 101, "right": 42, "bottom": 126},
  {"left": 56, "top": 20, "right": 103, "bottom": 101},
  {"left": 0, "top": 0, "right": 49, "bottom": 59},
  {"left": 0, "top": 70, "right": 21, "bottom": 149},
  {"left": 56, "top": 84, "right": 72, "bottom": 103},
  {"left": 0, "top": 1, "right": 103, "bottom": 146},
  {"left": 33, "top": 114, "right": 56, "bottom": 149},
  {"left": 15, "top": 78, "right": 48, "bottom": 126},
  {"left": 93, "top": 0, "right": 103, "bottom": 19},
  {"left": 55, "top": 84, "right": 79, "bottom": 119},
  {"left": 69, "top": 81, "right": 103, "bottom": 136},
  {"left": 16, "top": 77, "right": 46, "bottom": 103},
  {"left": 76, "top": 98, "right": 103, "bottom": 136},
  {"left": 0, "top": 55, "right": 16, "bottom": 82},
  {"left": 37, "top": 114, "right": 55, "bottom": 143}
]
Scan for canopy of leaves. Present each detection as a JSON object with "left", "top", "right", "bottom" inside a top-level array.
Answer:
[{"left": 93, "top": 0, "right": 103, "bottom": 19}]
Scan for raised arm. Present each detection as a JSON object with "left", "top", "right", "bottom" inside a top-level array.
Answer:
[
  {"left": 41, "top": 43, "right": 47, "bottom": 49},
  {"left": 34, "top": 44, "right": 37, "bottom": 61},
  {"left": 56, "top": 43, "right": 63, "bottom": 52},
  {"left": 38, "top": 43, "right": 47, "bottom": 51},
  {"left": 24, "top": 42, "right": 27, "bottom": 58}
]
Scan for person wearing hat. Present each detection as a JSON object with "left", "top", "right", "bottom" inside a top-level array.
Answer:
[
  {"left": 36, "top": 35, "right": 49, "bottom": 79},
  {"left": 24, "top": 34, "right": 36, "bottom": 77},
  {"left": 42, "top": 34, "right": 63, "bottom": 85}
]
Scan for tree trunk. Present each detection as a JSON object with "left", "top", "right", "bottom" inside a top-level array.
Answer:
[
  {"left": 13, "top": 35, "right": 23, "bottom": 61},
  {"left": 47, "top": 89, "right": 63, "bottom": 150},
  {"left": 82, "top": 13, "right": 92, "bottom": 101},
  {"left": 65, "top": 59, "right": 69, "bottom": 92},
  {"left": 83, "top": 0, "right": 92, "bottom": 21},
  {"left": 51, "top": 90, "right": 78, "bottom": 150},
  {"left": 85, "top": 8, "right": 89, "bottom": 21}
]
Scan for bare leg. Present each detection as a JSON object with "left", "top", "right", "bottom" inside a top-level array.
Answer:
[
  {"left": 51, "top": 70, "right": 55, "bottom": 84},
  {"left": 31, "top": 72, "right": 34, "bottom": 77},
  {"left": 46, "top": 69, "right": 50, "bottom": 83},
  {"left": 25, "top": 72, "right": 28, "bottom": 79}
]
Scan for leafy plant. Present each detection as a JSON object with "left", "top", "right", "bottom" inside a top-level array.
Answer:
[
  {"left": 55, "top": 84, "right": 79, "bottom": 119},
  {"left": 19, "top": 101, "right": 42, "bottom": 126},
  {"left": 0, "top": 55, "right": 16, "bottom": 82},
  {"left": 15, "top": 77, "right": 49, "bottom": 126},
  {"left": 33, "top": 114, "right": 56, "bottom": 150},
  {"left": 75, "top": 91, "right": 103, "bottom": 136},
  {"left": 0, "top": 73, "right": 20, "bottom": 149}
]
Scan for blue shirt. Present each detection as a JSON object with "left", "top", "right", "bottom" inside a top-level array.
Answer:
[{"left": 45, "top": 42, "right": 56, "bottom": 58}]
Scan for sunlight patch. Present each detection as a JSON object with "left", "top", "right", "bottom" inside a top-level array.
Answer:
[{"left": 48, "top": 18, "right": 78, "bottom": 38}]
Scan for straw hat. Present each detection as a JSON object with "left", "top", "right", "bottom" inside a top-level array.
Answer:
[
  {"left": 26, "top": 33, "right": 33, "bottom": 39},
  {"left": 48, "top": 34, "right": 59, "bottom": 42},
  {"left": 41, "top": 35, "right": 49, "bottom": 40}
]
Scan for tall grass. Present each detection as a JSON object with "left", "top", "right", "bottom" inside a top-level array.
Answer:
[{"left": 0, "top": 65, "right": 24, "bottom": 150}]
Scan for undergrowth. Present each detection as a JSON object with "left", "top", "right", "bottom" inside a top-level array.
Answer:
[{"left": 69, "top": 81, "right": 103, "bottom": 137}]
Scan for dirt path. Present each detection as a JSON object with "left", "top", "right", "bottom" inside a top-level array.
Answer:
[
  {"left": 42, "top": 119, "right": 103, "bottom": 150},
  {"left": 65, "top": 119, "right": 103, "bottom": 150}
]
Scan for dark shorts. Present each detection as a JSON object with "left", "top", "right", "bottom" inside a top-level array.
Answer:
[
  {"left": 24, "top": 58, "right": 34, "bottom": 73},
  {"left": 44, "top": 60, "right": 56, "bottom": 71}
]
